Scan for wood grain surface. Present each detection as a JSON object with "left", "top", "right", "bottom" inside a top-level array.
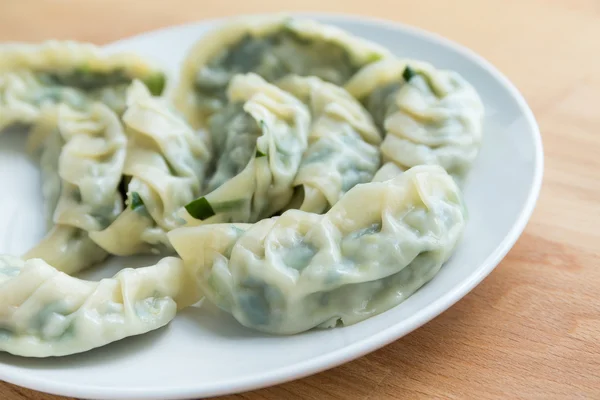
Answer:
[{"left": 1, "top": 0, "right": 599, "bottom": 399}]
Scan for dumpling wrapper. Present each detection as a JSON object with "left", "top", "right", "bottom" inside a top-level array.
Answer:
[
  {"left": 169, "top": 165, "right": 466, "bottom": 334},
  {"left": 180, "top": 73, "right": 310, "bottom": 225},
  {"left": 0, "top": 40, "right": 166, "bottom": 131},
  {"left": 345, "top": 58, "right": 484, "bottom": 180},
  {"left": 172, "top": 15, "right": 390, "bottom": 128},
  {"left": 89, "top": 81, "right": 211, "bottom": 256},
  {"left": 25, "top": 102, "right": 127, "bottom": 274},
  {"left": 0, "top": 255, "right": 199, "bottom": 357},
  {"left": 277, "top": 75, "right": 381, "bottom": 213}
]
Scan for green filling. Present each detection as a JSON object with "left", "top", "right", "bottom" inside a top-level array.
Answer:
[
  {"left": 402, "top": 65, "right": 417, "bottom": 82},
  {"left": 367, "top": 65, "right": 445, "bottom": 132},
  {"left": 301, "top": 144, "right": 333, "bottom": 164},
  {"left": 283, "top": 241, "right": 317, "bottom": 272},
  {"left": 0, "top": 328, "right": 12, "bottom": 341},
  {"left": 36, "top": 67, "right": 165, "bottom": 103},
  {"left": 185, "top": 197, "right": 249, "bottom": 220},
  {"left": 130, "top": 192, "right": 145, "bottom": 210},
  {"left": 237, "top": 278, "right": 286, "bottom": 326},
  {"left": 402, "top": 65, "right": 440, "bottom": 96},
  {"left": 366, "top": 82, "right": 402, "bottom": 131},
  {"left": 39, "top": 67, "right": 132, "bottom": 91},
  {"left": 32, "top": 302, "right": 68, "bottom": 336},
  {"left": 194, "top": 29, "right": 360, "bottom": 112},
  {"left": 142, "top": 72, "right": 167, "bottom": 96},
  {"left": 185, "top": 197, "right": 215, "bottom": 220},
  {"left": 211, "top": 199, "right": 248, "bottom": 213},
  {"left": 205, "top": 104, "right": 263, "bottom": 192},
  {"left": 255, "top": 148, "right": 267, "bottom": 158}
]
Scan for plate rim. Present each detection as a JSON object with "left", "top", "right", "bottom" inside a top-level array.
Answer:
[{"left": 0, "top": 12, "right": 543, "bottom": 400}]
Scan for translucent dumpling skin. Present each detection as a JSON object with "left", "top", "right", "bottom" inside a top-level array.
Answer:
[
  {"left": 0, "top": 17, "right": 484, "bottom": 353},
  {"left": 89, "top": 81, "right": 211, "bottom": 256},
  {"left": 169, "top": 165, "right": 467, "bottom": 334},
  {"left": 24, "top": 102, "right": 127, "bottom": 274},
  {"left": 277, "top": 75, "right": 381, "bottom": 213},
  {"left": 0, "top": 255, "right": 198, "bottom": 357},
  {"left": 0, "top": 40, "right": 165, "bottom": 130},
  {"left": 346, "top": 58, "right": 484, "bottom": 180},
  {"left": 172, "top": 16, "right": 390, "bottom": 128},
  {"left": 180, "top": 73, "right": 311, "bottom": 225}
]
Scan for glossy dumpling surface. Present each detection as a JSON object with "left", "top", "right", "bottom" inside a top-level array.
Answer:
[
  {"left": 172, "top": 16, "right": 390, "bottom": 128},
  {"left": 170, "top": 165, "right": 466, "bottom": 334},
  {"left": 25, "top": 102, "right": 127, "bottom": 274},
  {"left": 181, "top": 73, "right": 310, "bottom": 225},
  {"left": 89, "top": 81, "right": 211, "bottom": 256},
  {"left": 277, "top": 75, "right": 381, "bottom": 213},
  {"left": 0, "top": 255, "right": 198, "bottom": 357},
  {"left": 0, "top": 40, "right": 165, "bottom": 130},
  {"left": 346, "top": 58, "right": 484, "bottom": 179}
]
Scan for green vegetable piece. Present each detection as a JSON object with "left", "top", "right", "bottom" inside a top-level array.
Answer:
[
  {"left": 366, "top": 52, "right": 383, "bottom": 64},
  {"left": 402, "top": 65, "right": 416, "bottom": 82},
  {"left": 130, "top": 192, "right": 145, "bottom": 210},
  {"left": 255, "top": 148, "right": 266, "bottom": 158},
  {"left": 61, "top": 66, "right": 130, "bottom": 90},
  {"left": 211, "top": 199, "right": 248, "bottom": 213},
  {"left": 402, "top": 65, "right": 440, "bottom": 96},
  {"left": 185, "top": 197, "right": 216, "bottom": 220},
  {"left": 143, "top": 73, "right": 166, "bottom": 96}
]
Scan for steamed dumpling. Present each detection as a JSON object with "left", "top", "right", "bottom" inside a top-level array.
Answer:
[
  {"left": 0, "top": 40, "right": 166, "bottom": 131},
  {"left": 172, "top": 16, "right": 390, "bottom": 128},
  {"left": 0, "top": 255, "right": 198, "bottom": 357},
  {"left": 24, "top": 102, "right": 127, "bottom": 274},
  {"left": 89, "top": 81, "right": 211, "bottom": 256},
  {"left": 277, "top": 75, "right": 381, "bottom": 213},
  {"left": 345, "top": 58, "right": 484, "bottom": 179},
  {"left": 169, "top": 165, "right": 466, "bottom": 334},
  {"left": 181, "top": 73, "right": 310, "bottom": 224}
]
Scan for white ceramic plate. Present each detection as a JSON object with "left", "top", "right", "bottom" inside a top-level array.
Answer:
[{"left": 0, "top": 13, "right": 543, "bottom": 400}]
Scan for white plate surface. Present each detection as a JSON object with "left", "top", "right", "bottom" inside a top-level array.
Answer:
[{"left": 0, "top": 13, "right": 543, "bottom": 400}]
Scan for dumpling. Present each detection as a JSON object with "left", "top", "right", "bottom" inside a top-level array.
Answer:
[
  {"left": 181, "top": 73, "right": 310, "bottom": 224},
  {"left": 89, "top": 81, "right": 211, "bottom": 256},
  {"left": 276, "top": 75, "right": 381, "bottom": 213},
  {"left": 172, "top": 16, "right": 390, "bottom": 128},
  {"left": 0, "top": 40, "right": 166, "bottom": 131},
  {"left": 345, "top": 58, "right": 484, "bottom": 179},
  {"left": 0, "top": 255, "right": 198, "bottom": 357},
  {"left": 169, "top": 165, "right": 467, "bottom": 334},
  {"left": 25, "top": 102, "right": 127, "bottom": 274}
]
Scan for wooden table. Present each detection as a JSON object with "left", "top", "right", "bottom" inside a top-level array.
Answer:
[{"left": 1, "top": 0, "right": 599, "bottom": 398}]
